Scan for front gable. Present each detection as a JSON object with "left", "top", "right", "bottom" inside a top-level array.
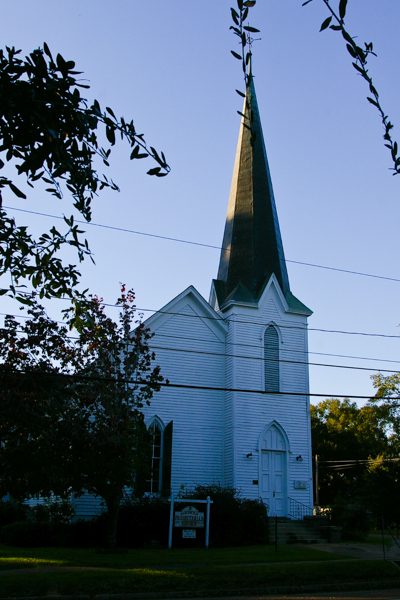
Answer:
[{"left": 144, "top": 285, "right": 228, "bottom": 342}]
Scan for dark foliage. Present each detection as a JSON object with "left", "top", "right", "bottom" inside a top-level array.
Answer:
[
  {"left": 0, "top": 521, "right": 62, "bottom": 547},
  {"left": 0, "top": 45, "right": 169, "bottom": 302},
  {"left": 180, "top": 484, "right": 268, "bottom": 547},
  {"left": 329, "top": 497, "right": 372, "bottom": 542},
  {"left": 116, "top": 496, "right": 170, "bottom": 548},
  {"left": 0, "top": 501, "right": 29, "bottom": 528}
]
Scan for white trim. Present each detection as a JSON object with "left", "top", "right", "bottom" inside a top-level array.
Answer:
[
  {"left": 264, "top": 323, "right": 281, "bottom": 393},
  {"left": 146, "top": 416, "right": 165, "bottom": 494},
  {"left": 144, "top": 285, "right": 228, "bottom": 340},
  {"left": 258, "top": 420, "right": 290, "bottom": 517}
]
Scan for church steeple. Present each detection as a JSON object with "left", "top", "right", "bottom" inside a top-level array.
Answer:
[{"left": 210, "top": 69, "right": 290, "bottom": 309}]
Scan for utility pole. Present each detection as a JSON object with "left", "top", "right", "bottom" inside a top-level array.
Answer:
[{"left": 315, "top": 454, "right": 319, "bottom": 509}]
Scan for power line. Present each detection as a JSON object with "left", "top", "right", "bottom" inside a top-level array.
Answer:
[
  {"left": 4, "top": 205, "right": 400, "bottom": 284},
  {"left": 3, "top": 310, "right": 399, "bottom": 366},
  {"left": 148, "top": 343, "right": 399, "bottom": 375},
  {"left": 2, "top": 317, "right": 399, "bottom": 375},
  {"left": 2, "top": 367, "right": 399, "bottom": 402},
  {"left": 3, "top": 300, "right": 399, "bottom": 339},
  {"left": 2, "top": 311, "right": 399, "bottom": 375}
]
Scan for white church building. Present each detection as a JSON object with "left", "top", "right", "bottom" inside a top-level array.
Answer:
[{"left": 141, "top": 69, "right": 314, "bottom": 517}]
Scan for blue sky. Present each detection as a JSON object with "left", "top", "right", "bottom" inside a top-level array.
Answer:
[{"left": 2, "top": 0, "right": 400, "bottom": 404}]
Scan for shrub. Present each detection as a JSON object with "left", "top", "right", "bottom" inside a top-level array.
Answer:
[
  {"left": 179, "top": 484, "right": 269, "bottom": 546},
  {"left": 0, "top": 521, "right": 62, "bottom": 547},
  {"left": 65, "top": 516, "right": 107, "bottom": 548},
  {"left": 0, "top": 500, "right": 29, "bottom": 528},
  {"left": 31, "top": 497, "right": 75, "bottom": 526},
  {"left": 330, "top": 497, "right": 372, "bottom": 541},
  {"left": 116, "top": 495, "right": 170, "bottom": 548}
]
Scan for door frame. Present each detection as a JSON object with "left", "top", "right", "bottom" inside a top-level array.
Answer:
[{"left": 258, "top": 420, "right": 290, "bottom": 517}]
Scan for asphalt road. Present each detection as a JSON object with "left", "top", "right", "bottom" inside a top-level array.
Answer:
[{"left": 189, "top": 592, "right": 400, "bottom": 599}]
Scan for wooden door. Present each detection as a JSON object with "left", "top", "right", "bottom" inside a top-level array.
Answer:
[{"left": 260, "top": 425, "right": 287, "bottom": 516}]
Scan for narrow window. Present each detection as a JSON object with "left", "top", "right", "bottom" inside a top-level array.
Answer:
[
  {"left": 265, "top": 325, "right": 279, "bottom": 392},
  {"left": 146, "top": 421, "right": 162, "bottom": 494}
]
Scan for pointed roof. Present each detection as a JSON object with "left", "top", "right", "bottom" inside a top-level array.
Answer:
[{"left": 211, "top": 69, "right": 290, "bottom": 308}]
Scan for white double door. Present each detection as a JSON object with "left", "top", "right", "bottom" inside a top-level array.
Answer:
[{"left": 261, "top": 449, "right": 287, "bottom": 516}]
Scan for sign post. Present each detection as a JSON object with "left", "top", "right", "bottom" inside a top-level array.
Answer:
[{"left": 168, "top": 496, "right": 213, "bottom": 549}]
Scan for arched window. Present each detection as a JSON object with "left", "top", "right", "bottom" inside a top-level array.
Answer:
[
  {"left": 144, "top": 418, "right": 173, "bottom": 496},
  {"left": 264, "top": 325, "right": 279, "bottom": 392},
  {"left": 146, "top": 420, "right": 163, "bottom": 494}
]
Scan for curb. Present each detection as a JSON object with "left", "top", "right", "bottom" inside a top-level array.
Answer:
[{"left": 2, "top": 579, "right": 400, "bottom": 600}]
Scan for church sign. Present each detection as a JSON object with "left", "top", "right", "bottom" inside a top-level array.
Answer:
[
  {"left": 168, "top": 497, "right": 212, "bottom": 548},
  {"left": 174, "top": 505, "right": 204, "bottom": 528}
]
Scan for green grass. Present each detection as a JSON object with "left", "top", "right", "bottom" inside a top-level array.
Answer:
[
  {"left": 365, "top": 535, "right": 393, "bottom": 546},
  {"left": 0, "top": 560, "right": 398, "bottom": 598},
  {"left": 0, "top": 543, "right": 349, "bottom": 571}
]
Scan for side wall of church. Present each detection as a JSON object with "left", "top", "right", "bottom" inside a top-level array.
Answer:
[{"left": 145, "top": 301, "right": 226, "bottom": 496}]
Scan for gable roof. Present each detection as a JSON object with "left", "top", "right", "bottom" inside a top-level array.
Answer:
[{"left": 144, "top": 285, "right": 228, "bottom": 340}]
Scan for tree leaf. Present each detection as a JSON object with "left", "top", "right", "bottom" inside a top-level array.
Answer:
[
  {"left": 9, "top": 182, "right": 27, "bottom": 199},
  {"left": 236, "top": 89, "right": 246, "bottom": 97},
  {"left": 346, "top": 44, "right": 357, "bottom": 58},
  {"left": 367, "top": 97, "right": 379, "bottom": 108},
  {"left": 147, "top": 167, "right": 161, "bottom": 176},
  {"left": 105, "top": 126, "right": 115, "bottom": 145},
  {"left": 231, "top": 8, "right": 239, "bottom": 25},
  {"left": 243, "top": 26, "right": 260, "bottom": 33},
  {"left": 302, "top": 0, "right": 313, "bottom": 5},
  {"left": 231, "top": 51, "right": 242, "bottom": 60},
  {"left": 320, "top": 17, "right": 332, "bottom": 32},
  {"left": 243, "top": 0, "right": 256, "bottom": 6},
  {"left": 339, "top": 0, "right": 348, "bottom": 20}
]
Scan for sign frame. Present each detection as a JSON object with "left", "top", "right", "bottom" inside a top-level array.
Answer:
[{"left": 168, "top": 496, "right": 213, "bottom": 549}]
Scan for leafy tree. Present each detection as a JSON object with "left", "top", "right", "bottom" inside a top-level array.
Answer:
[
  {"left": 371, "top": 371, "right": 400, "bottom": 444},
  {"left": 0, "top": 45, "right": 169, "bottom": 304},
  {"left": 0, "top": 286, "right": 164, "bottom": 548},
  {"left": 363, "top": 456, "right": 400, "bottom": 527},
  {"left": 311, "top": 398, "right": 389, "bottom": 505},
  {"left": 303, "top": 0, "right": 400, "bottom": 175}
]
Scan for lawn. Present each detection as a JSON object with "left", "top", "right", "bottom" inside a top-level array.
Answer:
[
  {"left": 0, "top": 559, "right": 399, "bottom": 598},
  {"left": 0, "top": 543, "right": 349, "bottom": 570},
  {"left": 1, "top": 544, "right": 399, "bottom": 598}
]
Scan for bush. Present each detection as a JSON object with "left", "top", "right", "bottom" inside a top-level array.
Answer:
[
  {"left": 179, "top": 484, "right": 269, "bottom": 547},
  {"left": 330, "top": 497, "right": 372, "bottom": 541},
  {"left": 31, "top": 497, "right": 75, "bottom": 526},
  {"left": 0, "top": 521, "right": 63, "bottom": 547},
  {"left": 116, "top": 495, "right": 170, "bottom": 548},
  {"left": 0, "top": 501, "right": 29, "bottom": 528},
  {"left": 65, "top": 516, "right": 107, "bottom": 548}
]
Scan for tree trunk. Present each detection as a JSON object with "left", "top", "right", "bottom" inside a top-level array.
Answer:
[{"left": 105, "top": 497, "right": 121, "bottom": 549}]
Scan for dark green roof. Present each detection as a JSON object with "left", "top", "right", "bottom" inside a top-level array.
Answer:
[{"left": 213, "top": 73, "right": 290, "bottom": 307}]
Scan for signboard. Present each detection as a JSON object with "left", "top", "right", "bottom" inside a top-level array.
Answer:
[
  {"left": 182, "top": 530, "right": 196, "bottom": 538},
  {"left": 294, "top": 480, "right": 307, "bottom": 489},
  {"left": 175, "top": 505, "right": 204, "bottom": 528}
]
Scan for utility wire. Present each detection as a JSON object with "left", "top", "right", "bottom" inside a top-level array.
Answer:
[
  {"left": 4, "top": 205, "right": 400, "bottom": 284},
  {"left": 2, "top": 368, "right": 399, "bottom": 402},
  {"left": 2, "top": 301, "right": 399, "bottom": 339},
  {"left": 3, "top": 319, "right": 399, "bottom": 375},
  {"left": 2, "top": 311, "right": 399, "bottom": 367}
]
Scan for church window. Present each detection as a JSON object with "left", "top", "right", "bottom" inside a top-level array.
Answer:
[
  {"left": 264, "top": 325, "right": 279, "bottom": 392},
  {"left": 146, "top": 420, "right": 163, "bottom": 494},
  {"left": 144, "top": 418, "right": 173, "bottom": 496}
]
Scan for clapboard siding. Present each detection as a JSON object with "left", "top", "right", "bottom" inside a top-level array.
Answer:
[
  {"left": 144, "top": 293, "right": 227, "bottom": 493},
  {"left": 221, "top": 277, "right": 313, "bottom": 510}
]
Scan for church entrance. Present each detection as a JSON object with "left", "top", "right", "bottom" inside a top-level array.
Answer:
[{"left": 259, "top": 423, "right": 288, "bottom": 517}]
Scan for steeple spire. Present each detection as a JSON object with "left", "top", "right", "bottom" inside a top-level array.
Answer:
[{"left": 210, "top": 70, "right": 290, "bottom": 309}]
